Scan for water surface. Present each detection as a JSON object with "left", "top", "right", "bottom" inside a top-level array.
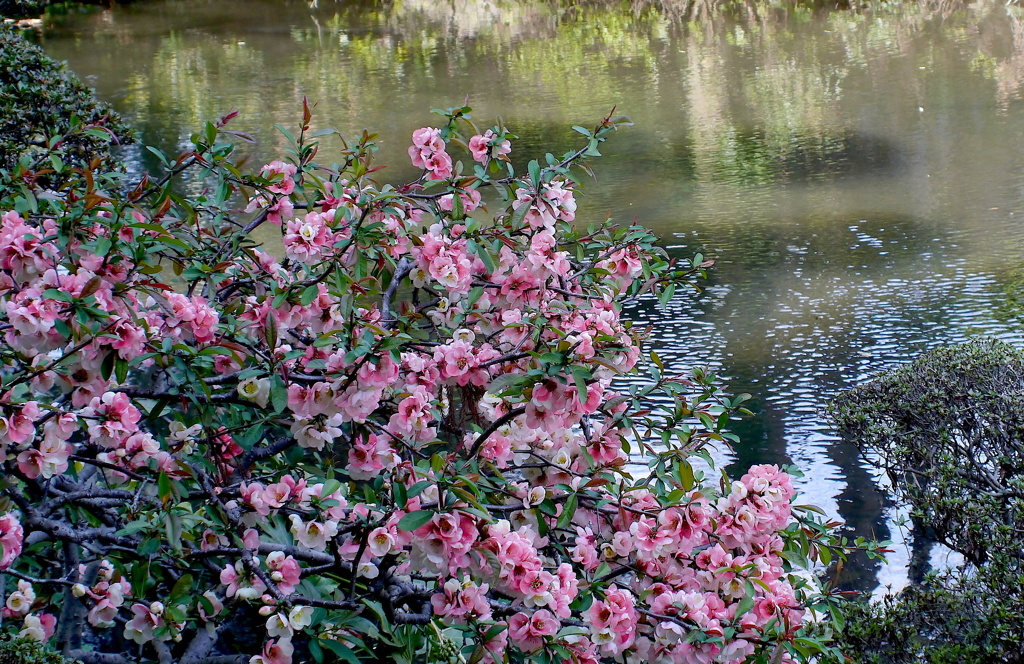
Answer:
[{"left": 35, "top": 0, "right": 1024, "bottom": 593}]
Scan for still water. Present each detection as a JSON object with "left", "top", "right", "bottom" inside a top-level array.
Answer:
[{"left": 33, "top": 0, "right": 1024, "bottom": 594}]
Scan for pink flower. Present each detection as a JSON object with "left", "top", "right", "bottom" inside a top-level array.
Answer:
[
  {"left": 283, "top": 210, "right": 335, "bottom": 264},
  {"left": 431, "top": 578, "right": 492, "bottom": 624},
  {"left": 259, "top": 161, "right": 298, "bottom": 196},
  {"left": 165, "top": 293, "right": 220, "bottom": 343},
  {"left": 348, "top": 434, "right": 400, "bottom": 480},
  {"left": 220, "top": 561, "right": 268, "bottom": 600},
  {"left": 507, "top": 609, "right": 558, "bottom": 652},
  {"left": 411, "top": 512, "right": 479, "bottom": 574},
  {"left": 250, "top": 637, "right": 294, "bottom": 664},
  {"left": 586, "top": 585, "right": 638, "bottom": 655},
  {"left": 86, "top": 579, "right": 129, "bottom": 627},
  {"left": 16, "top": 436, "right": 71, "bottom": 479},
  {"left": 408, "top": 127, "right": 453, "bottom": 180},
  {"left": 386, "top": 387, "right": 435, "bottom": 440},
  {"left": 468, "top": 130, "right": 511, "bottom": 164},
  {"left": 124, "top": 603, "right": 164, "bottom": 644},
  {"left": 511, "top": 179, "right": 577, "bottom": 230},
  {"left": 0, "top": 512, "right": 24, "bottom": 569},
  {"left": 438, "top": 188, "right": 482, "bottom": 214},
  {"left": 266, "top": 552, "right": 302, "bottom": 594}
]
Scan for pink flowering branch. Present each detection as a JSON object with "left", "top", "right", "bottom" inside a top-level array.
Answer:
[{"left": 0, "top": 105, "right": 870, "bottom": 664}]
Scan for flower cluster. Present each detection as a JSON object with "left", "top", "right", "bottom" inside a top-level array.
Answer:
[{"left": 0, "top": 107, "right": 854, "bottom": 664}]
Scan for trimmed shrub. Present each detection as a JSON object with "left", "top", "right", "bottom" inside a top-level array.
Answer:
[
  {"left": 0, "top": 635, "right": 77, "bottom": 664},
  {"left": 0, "top": 26, "right": 132, "bottom": 175},
  {"left": 830, "top": 338, "right": 1024, "bottom": 663}
]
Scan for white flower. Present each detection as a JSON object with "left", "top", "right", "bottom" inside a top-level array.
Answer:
[
  {"left": 266, "top": 612, "right": 293, "bottom": 639},
  {"left": 452, "top": 328, "right": 475, "bottom": 343},
  {"left": 410, "top": 267, "right": 430, "bottom": 288},
  {"left": 523, "top": 486, "right": 546, "bottom": 508},
  {"left": 20, "top": 614, "right": 47, "bottom": 642},
  {"left": 5, "top": 580, "right": 35, "bottom": 616},
  {"left": 288, "top": 514, "right": 338, "bottom": 551},
  {"left": 357, "top": 561, "right": 379, "bottom": 579},
  {"left": 298, "top": 223, "right": 318, "bottom": 243},
  {"left": 287, "top": 605, "right": 313, "bottom": 631},
  {"left": 367, "top": 527, "right": 395, "bottom": 557},
  {"left": 237, "top": 377, "right": 271, "bottom": 408}
]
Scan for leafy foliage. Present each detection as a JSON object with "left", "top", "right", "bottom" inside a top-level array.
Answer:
[
  {"left": 830, "top": 337, "right": 1024, "bottom": 663},
  {"left": 0, "top": 25, "right": 132, "bottom": 175},
  {"left": 825, "top": 571, "right": 1024, "bottom": 664},
  {"left": 830, "top": 337, "right": 1024, "bottom": 565},
  {"left": 0, "top": 635, "right": 77, "bottom": 664},
  {"left": 0, "top": 0, "right": 48, "bottom": 19}
]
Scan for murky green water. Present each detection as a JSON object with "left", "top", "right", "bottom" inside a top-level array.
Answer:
[{"left": 34, "top": 0, "right": 1024, "bottom": 592}]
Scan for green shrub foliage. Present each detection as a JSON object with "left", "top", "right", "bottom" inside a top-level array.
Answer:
[
  {"left": 830, "top": 337, "right": 1024, "bottom": 663},
  {"left": 0, "top": 26, "right": 132, "bottom": 174},
  {"left": 831, "top": 337, "right": 1024, "bottom": 565},
  {"left": 825, "top": 571, "right": 1024, "bottom": 664},
  {"left": 0, "top": 635, "right": 77, "bottom": 664}
]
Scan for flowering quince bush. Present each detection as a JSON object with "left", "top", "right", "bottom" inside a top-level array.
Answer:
[{"left": 0, "top": 102, "right": 867, "bottom": 664}]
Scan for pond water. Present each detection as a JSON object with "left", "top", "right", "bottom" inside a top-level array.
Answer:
[{"left": 33, "top": 0, "right": 1024, "bottom": 594}]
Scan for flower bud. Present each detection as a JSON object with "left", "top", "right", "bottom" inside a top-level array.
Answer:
[
  {"left": 72, "top": 584, "right": 88, "bottom": 598},
  {"left": 258, "top": 605, "right": 276, "bottom": 616},
  {"left": 149, "top": 601, "right": 164, "bottom": 615}
]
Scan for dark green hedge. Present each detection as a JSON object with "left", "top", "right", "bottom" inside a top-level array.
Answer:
[
  {"left": 0, "top": 25, "right": 132, "bottom": 174},
  {"left": 0, "top": 0, "right": 47, "bottom": 18},
  {"left": 826, "top": 572, "right": 1024, "bottom": 664},
  {"left": 830, "top": 338, "right": 1024, "bottom": 663},
  {"left": 0, "top": 636, "right": 79, "bottom": 664}
]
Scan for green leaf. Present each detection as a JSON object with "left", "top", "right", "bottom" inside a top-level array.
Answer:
[
  {"left": 270, "top": 375, "right": 288, "bottom": 414},
  {"left": 486, "top": 372, "right": 528, "bottom": 396},
  {"left": 734, "top": 582, "right": 755, "bottom": 619},
  {"left": 308, "top": 638, "right": 324, "bottom": 664},
  {"left": 571, "top": 366, "right": 591, "bottom": 402},
  {"left": 165, "top": 512, "right": 182, "bottom": 553},
  {"left": 157, "top": 472, "right": 174, "bottom": 502},
  {"left": 557, "top": 493, "right": 578, "bottom": 529},
  {"left": 510, "top": 197, "right": 530, "bottom": 228},
  {"left": 393, "top": 482, "right": 408, "bottom": 509},
  {"left": 265, "top": 310, "right": 279, "bottom": 349},
  {"left": 138, "top": 538, "right": 160, "bottom": 556},
  {"left": 100, "top": 352, "right": 115, "bottom": 381},
  {"left": 41, "top": 289, "right": 73, "bottom": 303},
  {"left": 94, "top": 236, "right": 112, "bottom": 257},
  {"left": 115, "top": 520, "right": 152, "bottom": 537},
  {"left": 299, "top": 284, "right": 319, "bottom": 306},
  {"left": 677, "top": 459, "right": 695, "bottom": 491},
  {"left": 406, "top": 481, "right": 431, "bottom": 499},
  {"left": 169, "top": 574, "right": 194, "bottom": 602},
  {"left": 318, "top": 639, "right": 362, "bottom": 664},
  {"left": 528, "top": 160, "right": 541, "bottom": 189},
  {"left": 396, "top": 510, "right": 435, "bottom": 531}
]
